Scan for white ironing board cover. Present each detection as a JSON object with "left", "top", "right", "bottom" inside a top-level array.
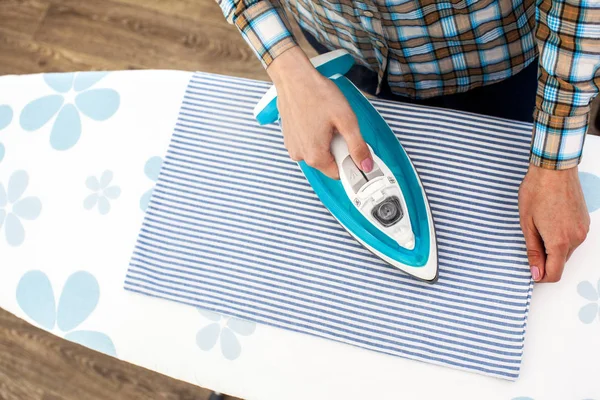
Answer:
[{"left": 0, "top": 70, "right": 597, "bottom": 399}]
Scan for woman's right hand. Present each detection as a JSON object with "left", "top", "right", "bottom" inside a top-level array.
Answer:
[{"left": 267, "top": 46, "right": 373, "bottom": 179}]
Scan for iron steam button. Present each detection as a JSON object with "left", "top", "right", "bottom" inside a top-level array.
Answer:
[
  {"left": 342, "top": 156, "right": 367, "bottom": 193},
  {"left": 365, "top": 162, "right": 384, "bottom": 180}
]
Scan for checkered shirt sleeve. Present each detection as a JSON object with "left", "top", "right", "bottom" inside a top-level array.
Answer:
[
  {"left": 217, "top": 0, "right": 298, "bottom": 68},
  {"left": 532, "top": 0, "right": 600, "bottom": 170}
]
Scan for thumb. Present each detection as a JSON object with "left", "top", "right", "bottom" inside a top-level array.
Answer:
[
  {"left": 522, "top": 223, "right": 546, "bottom": 282},
  {"left": 335, "top": 115, "right": 373, "bottom": 172}
]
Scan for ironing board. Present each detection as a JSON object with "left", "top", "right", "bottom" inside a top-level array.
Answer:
[{"left": 0, "top": 70, "right": 598, "bottom": 400}]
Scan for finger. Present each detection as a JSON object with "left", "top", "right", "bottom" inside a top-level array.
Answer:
[
  {"left": 305, "top": 150, "right": 339, "bottom": 179},
  {"left": 567, "top": 222, "right": 590, "bottom": 261},
  {"left": 288, "top": 151, "right": 302, "bottom": 162},
  {"left": 540, "top": 249, "right": 567, "bottom": 283},
  {"left": 319, "top": 155, "right": 340, "bottom": 179},
  {"left": 281, "top": 122, "right": 303, "bottom": 162},
  {"left": 522, "top": 222, "right": 546, "bottom": 282},
  {"left": 565, "top": 217, "right": 590, "bottom": 261},
  {"left": 566, "top": 247, "right": 575, "bottom": 262},
  {"left": 286, "top": 139, "right": 302, "bottom": 162},
  {"left": 334, "top": 115, "right": 372, "bottom": 172}
]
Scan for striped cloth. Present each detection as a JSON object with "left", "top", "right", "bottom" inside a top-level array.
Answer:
[{"left": 125, "top": 72, "right": 534, "bottom": 380}]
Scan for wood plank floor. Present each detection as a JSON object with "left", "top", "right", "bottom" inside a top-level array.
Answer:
[
  {"left": 0, "top": 1, "right": 598, "bottom": 399},
  {"left": 0, "top": 0, "right": 317, "bottom": 77},
  {"left": 0, "top": 308, "right": 239, "bottom": 400}
]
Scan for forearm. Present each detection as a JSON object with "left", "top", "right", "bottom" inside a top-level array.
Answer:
[
  {"left": 216, "top": 0, "right": 298, "bottom": 68},
  {"left": 531, "top": 0, "right": 600, "bottom": 170}
]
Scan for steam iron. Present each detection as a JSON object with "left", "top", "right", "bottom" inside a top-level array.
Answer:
[{"left": 253, "top": 50, "right": 438, "bottom": 282}]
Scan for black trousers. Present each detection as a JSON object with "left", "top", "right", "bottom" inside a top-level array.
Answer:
[{"left": 302, "top": 30, "right": 538, "bottom": 123}]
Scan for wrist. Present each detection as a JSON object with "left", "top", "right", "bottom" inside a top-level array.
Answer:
[
  {"left": 267, "top": 46, "right": 321, "bottom": 88},
  {"left": 528, "top": 163, "right": 579, "bottom": 180}
]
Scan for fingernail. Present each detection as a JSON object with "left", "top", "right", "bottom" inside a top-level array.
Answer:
[
  {"left": 531, "top": 266, "right": 540, "bottom": 281},
  {"left": 361, "top": 158, "right": 373, "bottom": 172}
]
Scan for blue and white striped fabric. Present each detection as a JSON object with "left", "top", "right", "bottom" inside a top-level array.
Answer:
[{"left": 125, "top": 72, "right": 534, "bottom": 380}]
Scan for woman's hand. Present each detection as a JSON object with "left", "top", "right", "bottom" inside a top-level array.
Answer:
[
  {"left": 519, "top": 165, "right": 590, "bottom": 282},
  {"left": 268, "top": 47, "right": 373, "bottom": 179}
]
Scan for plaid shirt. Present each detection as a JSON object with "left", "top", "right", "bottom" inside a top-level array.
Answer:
[{"left": 218, "top": 0, "right": 600, "bottom": 170}]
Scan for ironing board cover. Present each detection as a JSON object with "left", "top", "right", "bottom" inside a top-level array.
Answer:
[{"left": 0, "top": 70, "right": 598, "bottom": 399}]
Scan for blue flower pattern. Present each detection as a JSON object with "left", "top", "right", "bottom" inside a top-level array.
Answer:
[
  {"left": 579, "top": 172, "right": 600, "bottom": 213},
  {"left": 16, "top": 270, "right": 116, "bottom": 356},
  {"left": 0, "top": 105, "right": 12, "bottom": 163},
  {"left": 19, "top": 72, "right": 119, "bottom": 150},
  {"left": 577, "top": 279, "right": 600, "bottom": 324},
  {"left": 4, "top": 72, "right": 600, "bottom": 388},
  {"left": 0, "top": 170, "right": 42, "bottom": 246},
  {"left": 196, "top": 309, "right": 256, "bottom": 360},
  {"left": 84, "top": 170, "right": 121, "bottom": 215},
  {"left": 140, "top": 156, "right": 163, "bottom": 211}
]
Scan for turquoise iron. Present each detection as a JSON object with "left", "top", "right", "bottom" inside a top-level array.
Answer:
[{"left": 253, "top": 50, "right": 438, "bottom": 282}]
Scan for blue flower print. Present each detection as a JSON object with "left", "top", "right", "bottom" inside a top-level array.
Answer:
[
  {"left": 577, "top": 279, "right": 600, "bottom": 324},
  {"left": 84, "top": 170, "right": 121, "bottom": 215},
  {"left": 579, "top": 172, "right": 600, "bottom": 213},
  {"left": 0, "top": 105, "right": 13, "bottom": 163},
  {"left": 19, "top": 72, "right": 120, "bottom": 151},
  {"left": 16, "top": 270, "right": 116, "bottom": 356},
  {"left": 0, "top": 170, "right": 42, "bottom": 246},
  {"left": 140, "top": 156, "right": 163, "bottom": 211},
  {"left": 196, "top": 309, "right": 256, "bottom": 360}
]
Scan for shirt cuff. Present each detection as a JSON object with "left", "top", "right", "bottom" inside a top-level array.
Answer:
[
  {"left": 234, "top": 1, "right": 298, "bottom": 68},
  {"left": 530, "top": 108, "right": 589, "bottom": 170}
]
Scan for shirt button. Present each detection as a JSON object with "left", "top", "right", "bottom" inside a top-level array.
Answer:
[{"left": 363, "top": 10, "right": 374, "bottom": 17}]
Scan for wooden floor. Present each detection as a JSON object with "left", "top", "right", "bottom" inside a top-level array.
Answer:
[
  {"left": 0, "top": 0, "right": 319, "bottom": 78},
  {"left": 0, "top": 1, "right": 598, "bottom": 399},
  {"left": 0, "top": 308, "right": 239, "bottom": 400}
]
